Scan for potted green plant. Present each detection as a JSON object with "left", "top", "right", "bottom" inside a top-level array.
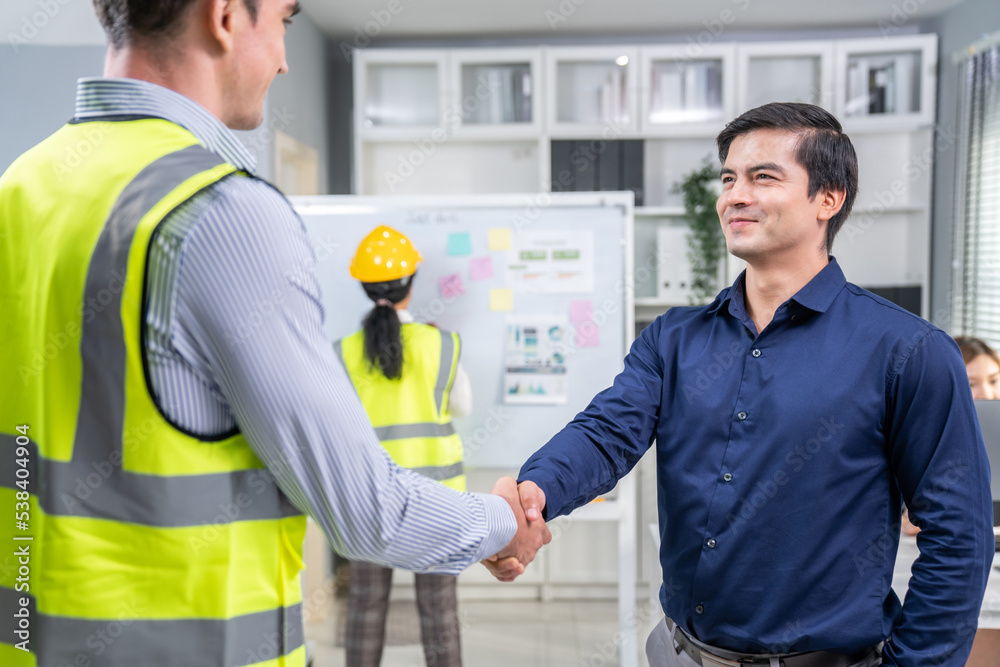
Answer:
[{"left": 674, "top": 160, "right": 726, "bottom": 305}]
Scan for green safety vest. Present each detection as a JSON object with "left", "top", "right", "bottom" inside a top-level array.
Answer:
[
  {"left": 0, "top": 117, "right": 307, "bottom": 666},
  {"left": 335, "top": 324, "right": 466, "bottom": 491}
]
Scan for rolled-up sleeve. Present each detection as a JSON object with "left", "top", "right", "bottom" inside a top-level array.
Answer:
[{"left": 171, "top": 178, "right": 515, "bottom": 573}]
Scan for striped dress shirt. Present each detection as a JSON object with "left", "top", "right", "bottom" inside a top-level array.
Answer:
[{"left": 72, "top": 77, "right": 515, "bottom": 572}]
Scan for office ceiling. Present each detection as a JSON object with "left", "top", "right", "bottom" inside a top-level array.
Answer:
[
  {"left": 302, "top": 0, "right": 966, "bottom": 40},
  {"left": 0, "top": 0, "right": 967, "bottom": 47}
]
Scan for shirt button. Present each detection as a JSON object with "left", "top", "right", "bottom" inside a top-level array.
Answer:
[
  {"left": 723, "top": 473, "right": 733, "bottom": 482},
  {"left": 737, "top": 411, "right": 748, "bottom": 421},
  {"left": 707, "top": 538, "right": 716, "bottom": 548},
  {"left": 695, "top": 604, "right": 705, "bottom": 615},
  {"left": 752, "top": 348, "right": 761, "bottom": 358}
]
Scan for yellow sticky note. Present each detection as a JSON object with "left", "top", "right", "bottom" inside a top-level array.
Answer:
[
  {"left": 488, "top": 227, "right": 512, "bottom": 251},
  {"left": 489, "top": 288, "right": 513, "bottom": 311}
]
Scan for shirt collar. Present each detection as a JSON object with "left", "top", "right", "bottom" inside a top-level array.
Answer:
[
  {"left": 73, "top": 77, "right": 257, "bottom": 173},
  {"left": 709, "top": 256, "right": 848, "bottom": 318},
  {"left": 788, "top": 257, "right": 847, "bottom": 314},
  {"left": 397, "top": 309, "right": 414, "bottom": 324}
]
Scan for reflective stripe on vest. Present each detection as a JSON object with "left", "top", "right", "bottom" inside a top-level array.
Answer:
[
  {"left": 0, "top": 118, "right": 307, "bottom": 667},
  {"left": 334, "top": 324, "right": 465, "bottom": 491}
]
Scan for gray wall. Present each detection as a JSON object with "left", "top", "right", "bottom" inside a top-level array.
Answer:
[
  {"left": 922, "top": 0, "right": 1000, "bottom": 331},
  {"left": 0, "top": 10, "right": 330, "bottom": 193},
  {"left": 0, "top": 45, "right": 105, "bottom": 173},
  {"left": 265, "top": 9, "right": 330, "bottom": 193}
]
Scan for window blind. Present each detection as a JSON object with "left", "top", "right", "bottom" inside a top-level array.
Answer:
[{"left": 953, "top": 43, "right": 1000, "bottom": 350}]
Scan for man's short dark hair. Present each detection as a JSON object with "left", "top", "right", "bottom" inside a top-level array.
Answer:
[
  {"left": 716, "top": 102, "right": 858, "bottom": 253},
  {"left": 93, "top": 0, "right": 260, "bottom": 50}
]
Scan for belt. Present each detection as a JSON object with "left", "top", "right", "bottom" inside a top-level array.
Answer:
[{"left": 670, "top": 622, "right": 881, "bottom": 667}]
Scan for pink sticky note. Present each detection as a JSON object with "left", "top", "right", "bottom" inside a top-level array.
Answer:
[
  {"left": 438, "top": 273, "right": 465, "bottom": 300},
  {"left": 574, "top": 320, "right": 600, "bottom": 348},
  {"left": 569, "top": 299, "right": 593, "bottom": 323},
  {"left": 469, "top": 256, "right": 494, "bottom": 281}
]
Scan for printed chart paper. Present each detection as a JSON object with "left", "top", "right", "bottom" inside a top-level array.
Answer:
[
  {"left": 503, "top": 316, "right": 569, "bottom": 405},
  {"left": 505, "top": 231, "right": 595, "bottom": 294}
]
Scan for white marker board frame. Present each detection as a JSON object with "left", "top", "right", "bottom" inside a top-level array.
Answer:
[{"left": 291, "top": 192, "right": 636, "bottom": 470}]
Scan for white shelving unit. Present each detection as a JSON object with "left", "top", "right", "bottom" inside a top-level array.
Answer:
[
  {"left": 546, "top": 46, "right": 640, "bottom": 137},
  {"left": 737, "top": 40, "right": 835, "bottom": 113},
  {"left": 834, "top": 35, "right": 938, "bottom": 132},
  {"left": 449, "top": 48, "right": 544, "bottom": 138},
  {"left": 639, "top": 43, "right": 737, "bottom": 137}
]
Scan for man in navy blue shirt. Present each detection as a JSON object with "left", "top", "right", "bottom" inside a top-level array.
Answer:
[{"left": 503, "top": 103, "right": 993, "bottom": 666}]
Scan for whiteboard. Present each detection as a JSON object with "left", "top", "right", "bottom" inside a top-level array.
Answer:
[{"left": 292, "top": 192, "right": 635, "bottom": 468}]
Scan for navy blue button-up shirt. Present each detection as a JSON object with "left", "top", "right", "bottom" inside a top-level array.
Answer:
[{"left": 519, "top": 258, "right": 993, "bottom": 666}]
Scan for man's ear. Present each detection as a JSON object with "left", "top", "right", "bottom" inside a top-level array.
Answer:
[
  {"left": 817, "top": 187, "right": 846, "bottom": 223},
  {"left": 206, "top": 0, "right": 240, "bottom": 53}
]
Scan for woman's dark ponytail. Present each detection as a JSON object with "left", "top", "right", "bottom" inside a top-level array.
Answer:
[{"left": 361, "top": 275, "right": 414, "bottom": 380}]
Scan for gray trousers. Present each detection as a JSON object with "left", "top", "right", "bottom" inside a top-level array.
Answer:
[
  {"left": 346, "top": 560, "right": 462, "bottom": 667},
  {"left": 645, "top": 619, "right": 699, "bottom": 667},
  {"left": 645, "top": 618, "right": 882, "bottom": 667}
]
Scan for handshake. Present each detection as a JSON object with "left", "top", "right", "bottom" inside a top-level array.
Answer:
[{"left": 481, "top": 477, "right": 551, "bottom": 582}]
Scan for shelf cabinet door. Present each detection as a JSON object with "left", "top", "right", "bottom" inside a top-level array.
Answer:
[
  {"left": 546, "top": 46, "right": 640, "bottom": 136},
  {"left": 737, "top": 41, "right": 834, "bottom": 114},
  {"left": 449, "top": 48, "right": 543, "bottom": 138},
  {"left": 354, "top": 49, "right": 449, "bottom": 138},
  {"left": 639, "top": 44, "right": 736, "bottom": 137},
  {"left": 834, "top": 35, "right": 937, "bottom": 130}
]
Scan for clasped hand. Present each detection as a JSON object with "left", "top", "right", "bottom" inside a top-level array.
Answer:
[{"left": 481, "top": 478, "right": 550, "bottom": 582}]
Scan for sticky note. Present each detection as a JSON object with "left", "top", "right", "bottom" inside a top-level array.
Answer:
[
  {"left": 469, "top": 256, "right": 494, "bottom": 281},
  {"left": 438, "top": 273, "right": 466, "bottom": 300},
  {"left": 489, "top": 288, "right": 513, "bottom": 311},
  {"left": 569, "top": 299, "right": 593, "bottom": 323},
  {"left": 574, "top": 321, "right": 600, "bottom": 347},
  {"left": 488, "top": 228, "right": 512, "bottom": 251},
  {"left": 447, "top": 232, "right": 472, "bottom": 256}
]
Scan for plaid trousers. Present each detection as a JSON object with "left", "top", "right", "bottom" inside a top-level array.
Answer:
[{"left": 346, "top": 560, "right": 462, "bottom": 666}]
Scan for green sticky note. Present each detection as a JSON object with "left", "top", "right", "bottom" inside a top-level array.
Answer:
[{"left": 447, "top": 232, "right": 472, "bottom": 256}]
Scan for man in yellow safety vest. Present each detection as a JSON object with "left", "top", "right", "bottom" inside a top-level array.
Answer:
[{"left": 0, "top": 2, "right": 549, "bottom": 665}]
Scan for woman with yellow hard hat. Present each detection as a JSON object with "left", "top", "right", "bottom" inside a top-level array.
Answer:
[{"left": 334, "top": 225, "right": 472, "bottom": 667}]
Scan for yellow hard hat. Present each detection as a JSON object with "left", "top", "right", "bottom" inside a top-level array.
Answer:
[{"left": 350, "top": 225, "right": 423, "bottom": 283}]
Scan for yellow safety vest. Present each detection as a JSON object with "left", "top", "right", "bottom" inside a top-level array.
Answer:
[
  {"left": 0, "top": 117, "right": 307, "bottom": 666},
  {"left": 335, "top": 324, "right": 466, "bottom": 491}
]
